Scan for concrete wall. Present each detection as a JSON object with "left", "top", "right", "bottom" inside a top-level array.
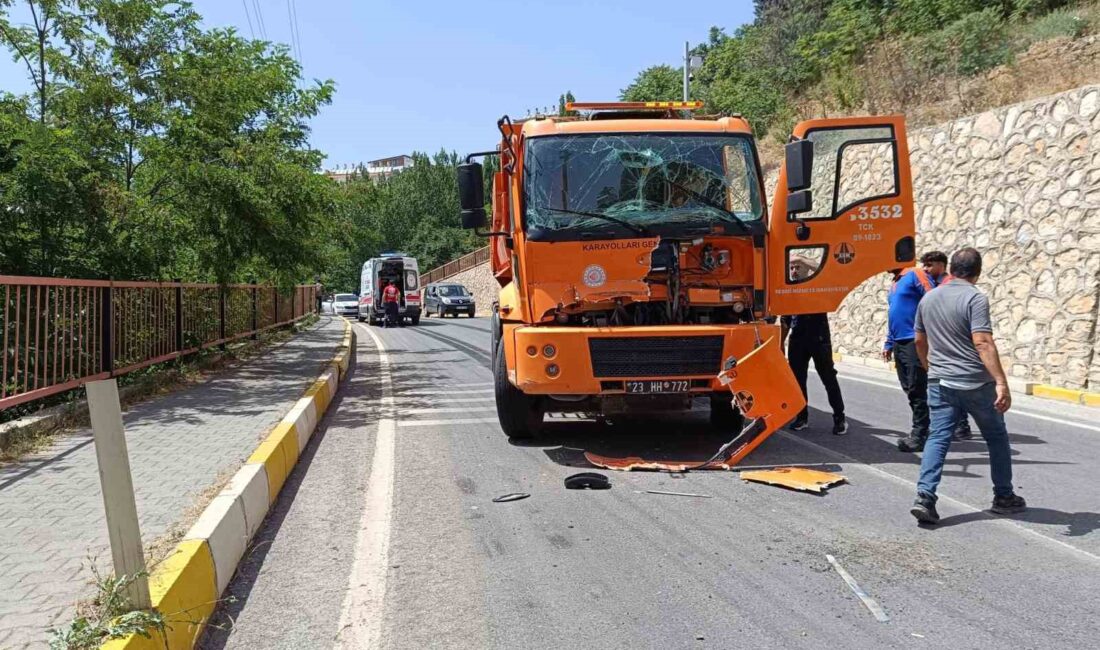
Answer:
[{"left": 438, "top": 85, "right": 1100, "bottom": 390}]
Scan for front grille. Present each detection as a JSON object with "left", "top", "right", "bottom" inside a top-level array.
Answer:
[{"left": 588, "top": 336, "right": 724, "bottom": 378}]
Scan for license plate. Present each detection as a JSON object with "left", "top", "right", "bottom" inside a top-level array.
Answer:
[{"left": 625, "top": 380, "right": 690, "bottom": 394}]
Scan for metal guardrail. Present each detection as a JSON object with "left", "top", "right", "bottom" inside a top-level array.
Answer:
[
  {"left": 419, "top": 247, "right": 490, "bottom": 286},
  {"left": 0, "top": 277, "right": 318, "bottom": 411}
]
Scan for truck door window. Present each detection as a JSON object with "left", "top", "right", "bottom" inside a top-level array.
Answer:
[
  {"left": 801, "top": 126, "right": 896, "bottom": 220},
  {"left": 786, "top": 246, "right": 826, "bottom": 284}
]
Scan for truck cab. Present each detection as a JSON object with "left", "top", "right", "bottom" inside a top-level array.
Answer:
[{"left": 459, "top": 102, "right": 915, "bottom": 458}]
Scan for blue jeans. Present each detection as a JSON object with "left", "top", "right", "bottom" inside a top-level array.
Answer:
[{"left": 917, "top": 382, "right": 1014, "bottom": 500}]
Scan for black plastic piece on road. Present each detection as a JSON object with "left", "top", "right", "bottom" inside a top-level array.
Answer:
[
  {"left": 493, "top": 492, "right": 531, "bottom": 503},
  {"left": 564, "top": 472, "right": 612, "bottom": 490}
]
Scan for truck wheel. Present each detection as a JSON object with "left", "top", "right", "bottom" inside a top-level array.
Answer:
[
  {"left": 410, "top": 315, "right": 420, "bottom": 326},
  {"left": 709, "top": 392, "right": 745, "bottom": 432},
  {"left": 494, "top": 338, "right": 542, "bottom": 439}
]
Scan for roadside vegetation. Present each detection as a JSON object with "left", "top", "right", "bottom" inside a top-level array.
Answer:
[
  {"left": 622, "top": 0, "right": 1100, "bottom": 154},
  {"left": 0, "top": 0, "right": 338, "bottom": 287}
]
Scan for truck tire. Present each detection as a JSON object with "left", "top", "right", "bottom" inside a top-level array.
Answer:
[
  {"left": 494, "top": 338, "right": 542, "bottom": 439},
  {"left": 709, "top": 392, "right": 745, "bottom": 432},
  {"left": 410, "top": 314, "right": 420, "bottom": 326}
]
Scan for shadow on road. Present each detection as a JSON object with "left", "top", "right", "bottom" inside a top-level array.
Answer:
[{"left": 935, "top": 507, "right": 1100, "bottom": 537}]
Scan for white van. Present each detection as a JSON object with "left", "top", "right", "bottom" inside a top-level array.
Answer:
[{"left": 358, "top": 253, "right": 421, "bottom": 325}]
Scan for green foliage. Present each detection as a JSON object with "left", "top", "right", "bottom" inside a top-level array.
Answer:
[
  {"left": 621, "top": 0, "right": 1083, "bottom": 138},
  {"left": 930, "top": 8, "right": 1016, "bottom": 75},
  {"left": 620, "top": 65, "right": 682, "bottom": 102},
  {"left": 0, "top": 0, "right": 337, "bottom": 287},
  {"left": 1017, "top": 5, "right": 1089, "bottom": 41},
  {"left": 324, "top": 151, "right": 480, "bottom": 293},
  {"left": 49, "top": 567, "right": 164, "bottom": 650}
]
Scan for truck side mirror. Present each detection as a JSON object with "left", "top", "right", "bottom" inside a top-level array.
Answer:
[
  {"left": 457, "top": 162, "right": 487, "bottom": 230},
  {"left": 785, "top": 139, "right": 813, "bottom": 192},
  {"left": 787, "top": 189, "right": 812, "bottom": 215}
]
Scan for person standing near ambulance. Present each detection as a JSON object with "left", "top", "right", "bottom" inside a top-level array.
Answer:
[{"left": 382, "top": 280, "right": 401, "bottom": 328}]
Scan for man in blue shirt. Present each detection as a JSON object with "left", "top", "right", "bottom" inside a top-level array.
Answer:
[{"left": 887, "top": 251, "right": 971, "bottom": 452}]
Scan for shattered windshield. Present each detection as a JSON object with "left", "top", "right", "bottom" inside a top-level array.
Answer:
[{"left": 524, "top": 133, "right": 763, "bottom": 241}]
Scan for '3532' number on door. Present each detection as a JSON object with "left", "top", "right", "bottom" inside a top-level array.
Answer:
[{"left": 850, "top": 204, "right": 903, "bottom": 220}]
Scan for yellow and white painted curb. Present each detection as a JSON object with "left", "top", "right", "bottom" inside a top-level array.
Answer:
[
  {"left": 102, "top": 320, "right": 355, "bottom": 649},
  {"left": 833, "top": 352, "right": 1097, "bottom": 408}
]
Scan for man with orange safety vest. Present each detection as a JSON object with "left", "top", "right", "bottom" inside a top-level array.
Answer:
[
  {"left": 886, "top": 251, "right": 972, "bottom": 452},
  {"left": 382, "top": 280, "right": 401, "bottom": 328}
]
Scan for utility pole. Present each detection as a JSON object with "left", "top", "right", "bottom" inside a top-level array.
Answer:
[{"left": 683, "top": 41, "right": 690, "bottom": 102}]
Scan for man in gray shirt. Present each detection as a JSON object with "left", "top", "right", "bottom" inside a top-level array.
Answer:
[{"left": 909, "top": 248, "right": 1026, "bottom": 524}]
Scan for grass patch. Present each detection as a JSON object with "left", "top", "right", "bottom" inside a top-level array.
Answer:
[{"left": 48, "top": 564, "right": 164, "bottom": 650}]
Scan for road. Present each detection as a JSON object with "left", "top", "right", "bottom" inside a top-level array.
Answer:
[{"left": 200, "top": 316, "right": 1100, "bottom": 649}]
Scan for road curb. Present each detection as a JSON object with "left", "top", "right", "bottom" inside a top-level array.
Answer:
[
  {"left": 834, "top": 352, "right": 1097, "bottom": 407},
  {"left": 101, "top": 319, "right": 355, "bottom": 650}
]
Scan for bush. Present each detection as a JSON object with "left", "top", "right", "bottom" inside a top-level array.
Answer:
[
  {"left": 938, "top": 8, "right": 1016, "bottom": 76},
  {"left": 1019, "top": 7, "right": 1089, "bottom": 42}
]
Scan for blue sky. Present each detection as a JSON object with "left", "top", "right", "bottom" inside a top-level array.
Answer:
[{"left": 0, "top": 0, "right": 755, "bottom": 169}]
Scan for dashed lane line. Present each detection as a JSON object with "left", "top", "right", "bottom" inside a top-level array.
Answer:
[{"left": 397, "top": 418, "right": 500, "bottom": 428}]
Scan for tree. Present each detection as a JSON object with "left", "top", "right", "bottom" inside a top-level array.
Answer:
[
  {"left": 620, "top": 65, "right": 682, "bottom": 102},
  {"left": 0, "top": 0, "right": 337, "bottom": 286}
]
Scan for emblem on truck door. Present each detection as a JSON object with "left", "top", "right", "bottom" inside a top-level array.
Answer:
[
  {"left": 833, "top": 243, "right": 855, "bottom": 264},
  {"left": 582, "top": 264, "right": 607, "bottom": 288}
]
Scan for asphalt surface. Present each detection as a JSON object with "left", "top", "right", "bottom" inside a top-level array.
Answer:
[{"left": 201, "top": 315, "right": 1100, "bottom": 649}]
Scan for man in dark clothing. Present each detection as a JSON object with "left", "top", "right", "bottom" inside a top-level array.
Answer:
[
  {"left": 782, "top": 312, "right": 847, "bottom": 435},
  {"left": 887, "top": 251, "right": 972, "bottom": 452},
  {"left": 909, "top": 248, "right": 1026, "bottom": 525}
]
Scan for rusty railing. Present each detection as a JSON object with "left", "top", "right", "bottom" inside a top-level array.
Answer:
[
  {"left": 0, "top": 277, "right": 318, "bottom": 411},
  {"left": 419, "top": 246, "right": 490, "bottom": 286}
]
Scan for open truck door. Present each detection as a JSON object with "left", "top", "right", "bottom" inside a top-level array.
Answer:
[{"left": 767, "top": 116, "right": 916, "bottom": 315}]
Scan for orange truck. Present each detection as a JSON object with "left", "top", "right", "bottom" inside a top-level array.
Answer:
[{"left": 457, "top": 101, "right": 915, "bottom": 469}]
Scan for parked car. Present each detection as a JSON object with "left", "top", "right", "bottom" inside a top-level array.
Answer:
[
  {"left": 424, "top": 282, "right": 476, "bottom": 318},
  {"left": 332, "top": 293, "right": 359, "bottom": 317}
]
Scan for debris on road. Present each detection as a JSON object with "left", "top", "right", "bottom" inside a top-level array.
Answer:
[
  {"left": 642, "top": 489, "right": 712, "bottom": 499},
  {"left": 826, "top": 554, "right": 890, "bottom": 623},
  {"left": 740, "top": 467, "right": 846, "bottom": 493},
  {"left": 564, "top": 472, "right": 611, "bottom": 490},
  {"left": 492, "top": 493, "right": 531, "bottom": 503}
]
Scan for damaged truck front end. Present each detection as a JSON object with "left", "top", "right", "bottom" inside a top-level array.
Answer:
[{"left": 459, "top": 103, "right": 916, "bottom": 468}]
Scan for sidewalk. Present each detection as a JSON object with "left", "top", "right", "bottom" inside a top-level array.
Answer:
[{"left": 0, "top": 316, "right": 346, "bottom": 649}]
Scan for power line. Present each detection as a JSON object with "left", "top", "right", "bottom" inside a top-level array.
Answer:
[
  {"left": 251, "top": 0, "right": 268, "bottom": 39},
  {"left": 290, "top": 0, "right": 304, "bottom": 66},
  {"left": 240, "top": 0, "right": 255, "bottom": 39},
  {"left": 286, "top": 0, "right": 303, "bottom": 65}
]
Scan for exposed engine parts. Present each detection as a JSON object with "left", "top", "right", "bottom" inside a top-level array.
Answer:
[{"left": 551, "top": 236, "right": 754, "bottom": 327}]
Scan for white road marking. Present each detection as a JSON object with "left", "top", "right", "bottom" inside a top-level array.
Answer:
[
  {"left": 335, "top": 325, "right": 396, "bottom": 650},
  {"left": 397, "top": 417, "right": 500, "bottom": 428},
  {"left": 813, "top": 368, "right": 1100, "bottom": 434},
  {"left": 428, "top": 397, "right": 497, "bottom": 403},
  {"left": 401, "top": 406, "right": 497, "bottom": 415},
  {"left": 777, "top": 431, "right": 1100, "bottom": 566},
  {"left": 401, "top": 389, "right": 494, "bottom": 397}
]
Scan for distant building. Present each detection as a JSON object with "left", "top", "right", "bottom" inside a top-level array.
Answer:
[{"left": 325, "top": 154, "right": 414, "bottom": 184}]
